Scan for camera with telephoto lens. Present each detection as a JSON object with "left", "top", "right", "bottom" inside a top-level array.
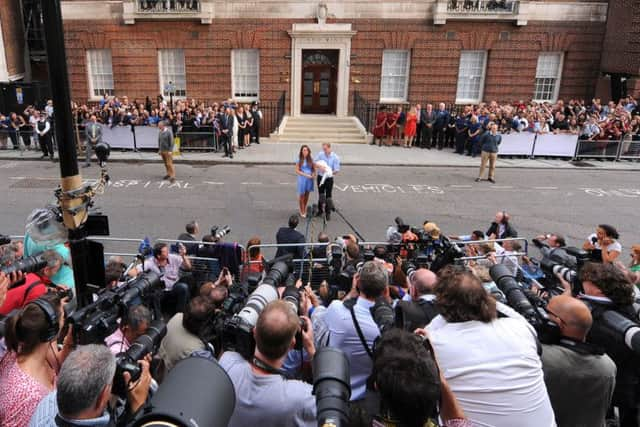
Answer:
[
  {"left": 112, "top": 319, "right": 167, "bottom": 398},
  {"left": 401, "top": 261, "right": 418, "bottom": 282},
  {"left": 1, "top": 254, "right": 48, "bottom": 279},
  {"left": 66, "top": 272, "right": 163, "bottom": 345},
  {"left": 222, "top": 259, "right": 291, "bottom": 359},
  {"left": 532, "top": 238, "right": 589, "bottom": 294},
  {"left": 0, "top": 234, "right": 10, "bottom": 245},
  {"left": 211, "top": 225, "right": 231, "bottom": 241},
  {"left": 313, "top": 347, "right": 352, "bottom": 427},
  {"left": 490, "top": 264, "right": 561, "bottom": 344},
  {"left": 370, "top": 298, "right": 396, "bottom": 335}
]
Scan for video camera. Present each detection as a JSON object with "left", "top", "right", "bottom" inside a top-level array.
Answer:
[
  {"left": 66, "top": 272, "right": 163, "bottom": 345},
  {"left": 112, "top": 319, "right": 167, "bottom": 398},
  {"left": 532, "top": 238, "right": 590, "bottom": 294}
]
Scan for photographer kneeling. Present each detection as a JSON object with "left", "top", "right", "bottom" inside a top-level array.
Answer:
[
  {"left": 29, "top": 344, "right": 151, "bottom": 427},
  {"left": 220, "top": 300, "right": 316, "bottom": 427},
  {"left": 541, "top": 294, "right": 616, "bottom": 427},
  {"left": 105, "top": 305, "right": 152, "bottom": 355}
]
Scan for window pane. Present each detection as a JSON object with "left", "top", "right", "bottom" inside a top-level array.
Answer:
[
  {"left": 380, "top": 50, "right": 409, "bottom": 101},
  {"left": 533, "top": 53, "right": 562, "bottom": 101},
  {"left": 159, "top": 49, "right": 186, "bottom": 97},
  {"left": 456, "top": 50, "right": 486, "bottom": 103},
  {"left": 87, "top": 49, "right": 114, "bottom": 97},
  {"left": 232, "top": 49, "right": 259, "bottom": 100}
]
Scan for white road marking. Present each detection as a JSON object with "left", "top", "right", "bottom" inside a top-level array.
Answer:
[
  {"left": 450, "top": 185, "right": 472, "bottom": 188},
  {"left": 533, "top": 186, "right": 558, "bottom": 190},
  {"left": 9, "top": 176, "right": 25, "bottom": 180},
  {"left": 241, "top": 182, "right": 262, "bottom": 185},
  {"left": 279, "top": 182, "right": 293, "bottom": 185},
  {"left": 203, "top": 181, "right": 224, "bottom": 185}
]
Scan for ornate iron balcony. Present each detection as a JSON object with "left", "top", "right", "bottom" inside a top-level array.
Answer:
[
  {"left": 135, "top": 0, "right": 201, "bottom": 13},
  {"left": 447, "top": 0, "right": 519, "bottom": 14}
]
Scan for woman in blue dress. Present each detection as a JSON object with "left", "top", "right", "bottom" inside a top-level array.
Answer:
[{"left": 296, "top": 145, "right": 315, "bottom": 218}]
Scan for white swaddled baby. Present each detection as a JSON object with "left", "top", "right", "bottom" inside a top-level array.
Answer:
[{"left": 315, "top": 160, "right": 333, "bottom": 186}]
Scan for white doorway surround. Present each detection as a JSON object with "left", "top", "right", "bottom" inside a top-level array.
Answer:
[{"left": 288, "top": 23, "right": 356, "bottom": 117}]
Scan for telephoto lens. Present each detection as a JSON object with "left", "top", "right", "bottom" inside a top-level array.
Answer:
[
  {"left": 490, "top": 264, "right": 537, "bottom": 322},
  {"left": 0, "top": 255, "right": 47, "bottom": 277},
  {"left": 261, "top": 261, "right": 290, "bottom": 288},
  {"left": 313, "top": 348, "right": 352, "bottom": 427},
  {"left": 133, "top": 357, "right": 236, "bottom": 427},
  {"left": 282, "top": 285, "right": 302, "bottom": 315}
]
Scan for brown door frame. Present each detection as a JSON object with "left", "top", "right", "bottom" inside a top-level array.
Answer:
[{"left": 300, "top": 49, "right": 338, "bottom": 114}]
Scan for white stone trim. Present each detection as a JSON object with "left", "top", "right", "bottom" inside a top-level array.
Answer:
[
  {"left": 0, "top": 19, "right": 8, "bottom": 82},
  {"left": 288, "top": 23, "right": 356, "bottom": 118},
  {"left": 62, "top": 1, "right": 607, "bottom": 22}
]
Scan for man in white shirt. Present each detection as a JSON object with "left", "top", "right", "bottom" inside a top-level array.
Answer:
[
  {"left": 320, "top": 261, "right": 387, "bottom": 400},
  {"left": 426, "top": 266, "right": 556, "bottom": 427}
]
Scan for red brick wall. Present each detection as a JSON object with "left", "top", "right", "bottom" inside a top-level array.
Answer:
[
  {"left": 346, "top": 20, "right": 605, "bottom": 106},
  {"left": 62, "top": 18, "right": 606, "bottom": 109},
  {"left": 600, "top": 0, "right": 640, "bottom": 77}
]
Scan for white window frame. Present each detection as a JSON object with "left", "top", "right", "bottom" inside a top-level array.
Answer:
[
  {"left": 231, "top": 49, "right": 260, "bottom": 102},
  {"left": 379, "top": 50, "right": 411, "bottom": 103},
  {"left": 158, "top": 49, "right": 187, "bottom": 98},
  {"left": 532, "top": 52, "right": 564, "bottom": 103},
  {"left": 86, "top": 49, "right": 114, "bottom": 101},
  {"left": 455, "top": 50, "right": 487, "bottom": 104}
]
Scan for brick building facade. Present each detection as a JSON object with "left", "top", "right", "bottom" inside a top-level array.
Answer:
[{"left": 51, "top": 0, "right": 624, "bottom": 122}]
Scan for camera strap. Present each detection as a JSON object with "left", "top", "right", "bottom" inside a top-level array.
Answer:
[
  {"left": 347, "top": 303, "right": 374, "bottom": 360},
  {"left": 252, "top": 356, "right": 290, "bottom": 379},
  {"left": 20, "top": 280, "right": 44, "bottom": 307}
]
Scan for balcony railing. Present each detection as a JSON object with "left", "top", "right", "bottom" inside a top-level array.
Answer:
[
  {"left": 135, "top": 0, "right": 201, "bottom": 14},
  {"left": 447, "top": 0, "right": 519, "bottom": 14}
]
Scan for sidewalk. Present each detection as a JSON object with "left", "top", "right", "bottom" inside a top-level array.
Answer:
[{"left": 1, "top": 140, "right": 639, "bottom": 170}]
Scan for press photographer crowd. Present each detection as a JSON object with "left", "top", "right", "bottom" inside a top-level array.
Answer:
[{"left": 1, "top": 208, "right": 640, "bottom": 427}]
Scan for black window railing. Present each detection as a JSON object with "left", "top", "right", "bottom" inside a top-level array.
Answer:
[
  {"left": 136, "top": 0, "right": 201, "bottom": 13},
  {"left": 447, "top": 0, "right": 519, "bottom": 14}
]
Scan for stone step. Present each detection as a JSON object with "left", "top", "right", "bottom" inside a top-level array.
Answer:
[
  {"left": 284, "top": 122, "right": 358, "bottom": 129},
  {"left": 276, "top": 137, "right": 368, "bottom": 144},
  {"left": 281, "top": 127, "right": 364, "bottom": 135}
]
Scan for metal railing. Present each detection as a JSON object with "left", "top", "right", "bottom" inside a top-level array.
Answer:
[
  {"left": 136, "top": 0, "right": 201, "bottom": 13},
  {"left": 447, "top": 0, "right": 519, "bottom": 13},
  {"left": 263, "top": 91, "right": 286, "bottom": 137},
  {"left": 177, "top": 131, "right": 219, "bottom": 151},
  {"left": 617, "top": 133, "right": 640, "bottom": 161},
  {"left": 574, "top": 138, "right": 623, "bottom": 160}
]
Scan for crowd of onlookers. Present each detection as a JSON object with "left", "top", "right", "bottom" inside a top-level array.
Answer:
[
  {"left": 371, "top": 96, "right": 640, "bottom": 156},
  {"left": 0, "top": 94, "right": 264, "bottom": 153},
  {"left": 72, "top": 94, "right": 264, "bottom": 151},
  {"left": 2, "top": 211, "right": 640, "bottom": 426}
]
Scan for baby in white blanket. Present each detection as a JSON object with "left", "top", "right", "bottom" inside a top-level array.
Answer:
[{"left": 315, "top": 160, "right": 333, "bottom": 186}]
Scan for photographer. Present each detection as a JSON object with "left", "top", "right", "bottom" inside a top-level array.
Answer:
[
  {"left": 105, "top": 305, "right": 152, "bottom": 355},
  {"left": 367, "top": 329, "right": 471, "bottom": 427},
  {"left": 219, "top": 300, "right": 316, "bottom": 427},
  {"left": 321, "top": 261, "right": 388, "bottom": 401},
  {"left": 486, "top": 210, "right": 518, "bottom": 240},
  {"left": 0, "top": 294, "right": 73, "bottom": 427},
  {"left": 577, "top": 262, "right": 640, "bottom": 427},
  {"left": 583, "top": 224, "right": 622, "bottom": 264},
  {"left": 157, "top": 296, "right": 213, "bottom": 373},
  {"left": 426, "top": 266, "right": 555, "bottom": 426},
  {"left": 395, "top": 268, "right": 439, "bottom": 332},
  {"left": 133, "top": 242, "right": 191, "bottom": 314},
  {"left": 0, "top": 250, "right": 67, "bottom": 316},
  {"left": 29, "top": 344, "right": 151, "bottom": 427},
  {"left": 541, "top": 294, "right": 616, "bottom": 427}
]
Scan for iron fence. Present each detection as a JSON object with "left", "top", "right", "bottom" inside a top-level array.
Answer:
[
  {"left": 574, "top": 138, "right": 623, "bottom": 160},
  {"left": 447, "top": 0, "right": 519, "bottom": 13},
  {"left": 136, "top": 0, "right": 201, "bottom": 13}
]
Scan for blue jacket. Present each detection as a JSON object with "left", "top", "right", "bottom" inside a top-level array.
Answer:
[{"left": 480, "top": 132, "right": 501, "bottom": 153}]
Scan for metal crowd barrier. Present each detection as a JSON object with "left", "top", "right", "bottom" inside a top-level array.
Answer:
[
  {"left": 176, "top": 131, "right": 220, "bottom": 152},
  {"left": 617, "top": 134, "right": 640, "bottom": 161},
  {"left": 574, "top": 138, "right": 623, "bottom": 160}
]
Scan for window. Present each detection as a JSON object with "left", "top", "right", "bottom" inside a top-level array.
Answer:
[
  {"left": 455, "top": 50, "right": 487, "bottom": 104},
  {"left": 86, "top": 49, "right": 114, "bottom": 98},
  {"left": 232, "top": 49, "right": 259, "bottom": 101},
  {"left": 380, "top": 50, "right": 410, "bottom": 102},
  {"left": 158, "top": 49, "right": 186, "bottom": 98},
  {"left": 533, "top": 53, "right": 563, "bottom": 102}
]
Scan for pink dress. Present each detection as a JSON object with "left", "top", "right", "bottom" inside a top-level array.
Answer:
[{"left": 0, "top": 352, "right": 53, "bottom": 427}]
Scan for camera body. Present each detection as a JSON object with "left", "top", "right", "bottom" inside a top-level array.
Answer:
[
  {"left": 112, "top": 319, "right": 167, "bottom": 398},
  {"left": 66, "top": 272, "right": 163, "bottom": 345},
  {"left": 1, "top": 254, "right": 48, "bottom": 279}
]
